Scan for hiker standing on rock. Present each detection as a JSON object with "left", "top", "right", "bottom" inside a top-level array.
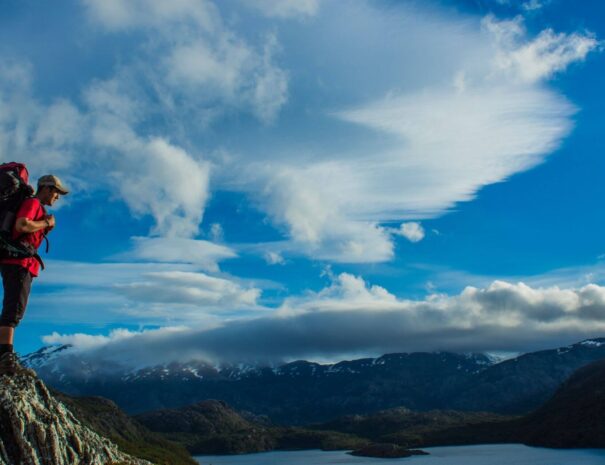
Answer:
[{"left": 0, "top": 174, "right": 69, "bottom": 376}]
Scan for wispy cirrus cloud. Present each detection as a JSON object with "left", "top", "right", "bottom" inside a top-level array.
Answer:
[
  {"left": 0, "top": 61, "right": 83, "bottom": 182},
  {"left": 83, "top": 0, "right": 289, "bottom": 123},
  {"left": 115, "top": 270, "right": 261, "bottom": 308},
  {"left": 484, "top": 14, "right": 599, "bottom": 83},
  {"left": 521, "top": 0, "right": 550, "bottom": 12},
  {"left": 124, "top": 237, "right": 236, "bottom": 271},
  {"left": 224, "top": 4, "right": 597, "bottom": 263},
  {"left": 81, "top": 0, "right": 219, "bottom": 31},
  {"left": 242, "top": 0, "right": 321, "bottom": 19},
  {"left": 336, "top": 85, "right": 574, "bottom": 215}
]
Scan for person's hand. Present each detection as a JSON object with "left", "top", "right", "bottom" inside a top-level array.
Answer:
[{"left": 45, "top": 214, "right": 55, "bottom": 231}]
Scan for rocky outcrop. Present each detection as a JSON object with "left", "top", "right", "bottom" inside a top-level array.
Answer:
[
  {"left": 54, "top": 393, "right": 196, "bottom": 465},
  {"left": 0, "top": 373, "right": 152, "bottom": 465}
]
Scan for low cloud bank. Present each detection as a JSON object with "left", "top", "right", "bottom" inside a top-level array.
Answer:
[{"left": 44, "top": 274, "right": 605, "bottom": 368}]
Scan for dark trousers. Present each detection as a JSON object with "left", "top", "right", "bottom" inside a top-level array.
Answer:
[{"left": 0, "top": 265, "right": 32, "bottom": 328}]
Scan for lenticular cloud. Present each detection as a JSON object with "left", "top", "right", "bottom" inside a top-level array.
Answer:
[{"left": 229, "top": 6, "right": 594, "bottom": 263}]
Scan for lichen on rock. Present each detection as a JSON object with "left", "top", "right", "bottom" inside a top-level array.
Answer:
[{"left": 0, "top": 373, "right": 152, "bottom": 465}]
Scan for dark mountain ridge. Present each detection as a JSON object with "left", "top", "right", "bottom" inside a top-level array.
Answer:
[
  {"left": 47, "top": 356, "right": 605, "bottom": 458},
  {"left": 23, "top": 338, "right": 605, "bottom": 424},
  {"left": 375, "top": 356, "right": 605, "bottom": 449},
  {"left": 521, "top": 357, "right": 605, "bottom": 448},
  {"left": 134, "top": 399, "right": 369, "bottom": 455}
]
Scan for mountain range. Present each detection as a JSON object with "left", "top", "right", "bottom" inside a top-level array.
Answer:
[
  {"left": 23, "top": 338, "right": 605, "bottom": 424},
  {"left": 129, "top": 355, "right": 605, "bottom": 455},
  {"left": 7, "top": 338, "right": 605, "bottom": 461},
  {"left": 349, "top": 355, "right": 605, "bottom": 450}
]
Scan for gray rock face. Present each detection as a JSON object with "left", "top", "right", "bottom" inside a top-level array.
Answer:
[{"left": 0, "top": 373, "right": 152, "bottom": 465}]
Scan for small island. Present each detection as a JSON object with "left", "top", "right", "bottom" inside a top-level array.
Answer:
[{"left": 350, "top": 443, "right": 429, "bottom": 459}]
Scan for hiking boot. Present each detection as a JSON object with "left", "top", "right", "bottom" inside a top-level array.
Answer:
[{"left": 0, "top": 351, "right": 36, "bottom": 377}]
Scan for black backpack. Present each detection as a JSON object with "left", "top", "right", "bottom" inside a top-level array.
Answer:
[{"left": 0, "top": 162, "right": 44, "bottom": 268}]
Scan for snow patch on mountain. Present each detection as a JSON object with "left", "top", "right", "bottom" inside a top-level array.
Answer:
[{"left": 579, "top": 338, "right": 605, "bottom": 347}]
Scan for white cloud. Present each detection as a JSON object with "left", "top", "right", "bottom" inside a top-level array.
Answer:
[
  {"left": 250, "top": 34, "right": 289, "bottom": 123},
  {"left": 6, "top": 0, "right": 291, "bottom": 244},
  {"left": 109, "top": 137, "right": 210, "bottom": 237},
  {"left": 0, "top": 61, "right": 212, "bottom": 237},
  {"left": 403, "top": 260, "right": 605, "bottom": 299},
  {"left": 163, "top": 32, "right": 287, "bottom": 123},
  {"left": 0, "top": 61, "right": 82, "bottom": 184},
  {"left": 82, "top": 69, "right": 213, "bottom": 238},
  {"left": 31, "top": 259, "right": 264, "bottom": 325},
  {"left": 221, "top": 4, "right": 596, "bottom": 263},
  {"left": 394, "top": 222, "right": 425, "bottom": 243},
  {"left": 244, "top": 0, "right": 320, "bottom": 19},
  {"left": 337, "top": 86, "right": 575, "bottom": 217},
  {"left": 209, "top": 223, "right": 224, "bottom": 242},
  {"left": 84, "top": 76, "right": 145, "bottom": 124},
  {"left": 47, "top": 0, "right": 288, "bottom": 238},
  {"left": 264, "top": 251, "right": 286, "bottom": 265},
  {"left": 483, "top": 15, "right": 599, "bottom": 83},
  {"left": 42, "top": 274, "right": 605, "bottom": 366},
  {"left": 43, "top": 327, "right": 153, "bottom": 351},
  {"left": 43, "top": 326, "right": 205, "bottom": 368},
  {"left": 115, "top": 270, "right": 261, "bottom": 308},
  {"left": 279, "top": 273, "right": 398, "bottom": 315},
  {"left": 83, "top": 0, "right": 288, "bottom": 124},
  {"left": 37, "top": 260, "right": 197, "bottom": 288},
  {"left": 3, "top": 2, "right": 600, "bottom": 265},
  {"left": 251, "top": 164, "right": 394, "bottom": 263},
  {"left": 522, "top": 0, "right": 549, "bottom": 12},
  {"left": 81, "top": 0, "right": 218, "bottom": 31},
  {"left": 33, "top": 101, "right": 82, "bottom": 157},
  {"left": 126, "top": 237, "right": 236, "bottom": 271}
]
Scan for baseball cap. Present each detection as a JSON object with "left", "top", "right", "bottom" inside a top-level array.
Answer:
[{"left": 38, "top": 175, "right": 69, "bottom": 195}]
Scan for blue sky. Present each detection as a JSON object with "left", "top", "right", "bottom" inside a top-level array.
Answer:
[{"left": 2, "top": 0, "right": 605, "bottom": 365}]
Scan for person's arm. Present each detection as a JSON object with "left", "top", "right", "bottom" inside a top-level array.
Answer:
[{"left": 15, "top": 215, "right": 54, "bottom": 234}]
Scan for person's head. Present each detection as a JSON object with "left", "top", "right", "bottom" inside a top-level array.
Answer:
[{"left": 36, "top": 175, "right": 69, "bottom": 206}]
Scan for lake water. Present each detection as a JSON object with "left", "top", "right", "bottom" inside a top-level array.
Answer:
[{"left": 195, "top": 444, "right": 605, "bottom": 465}]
